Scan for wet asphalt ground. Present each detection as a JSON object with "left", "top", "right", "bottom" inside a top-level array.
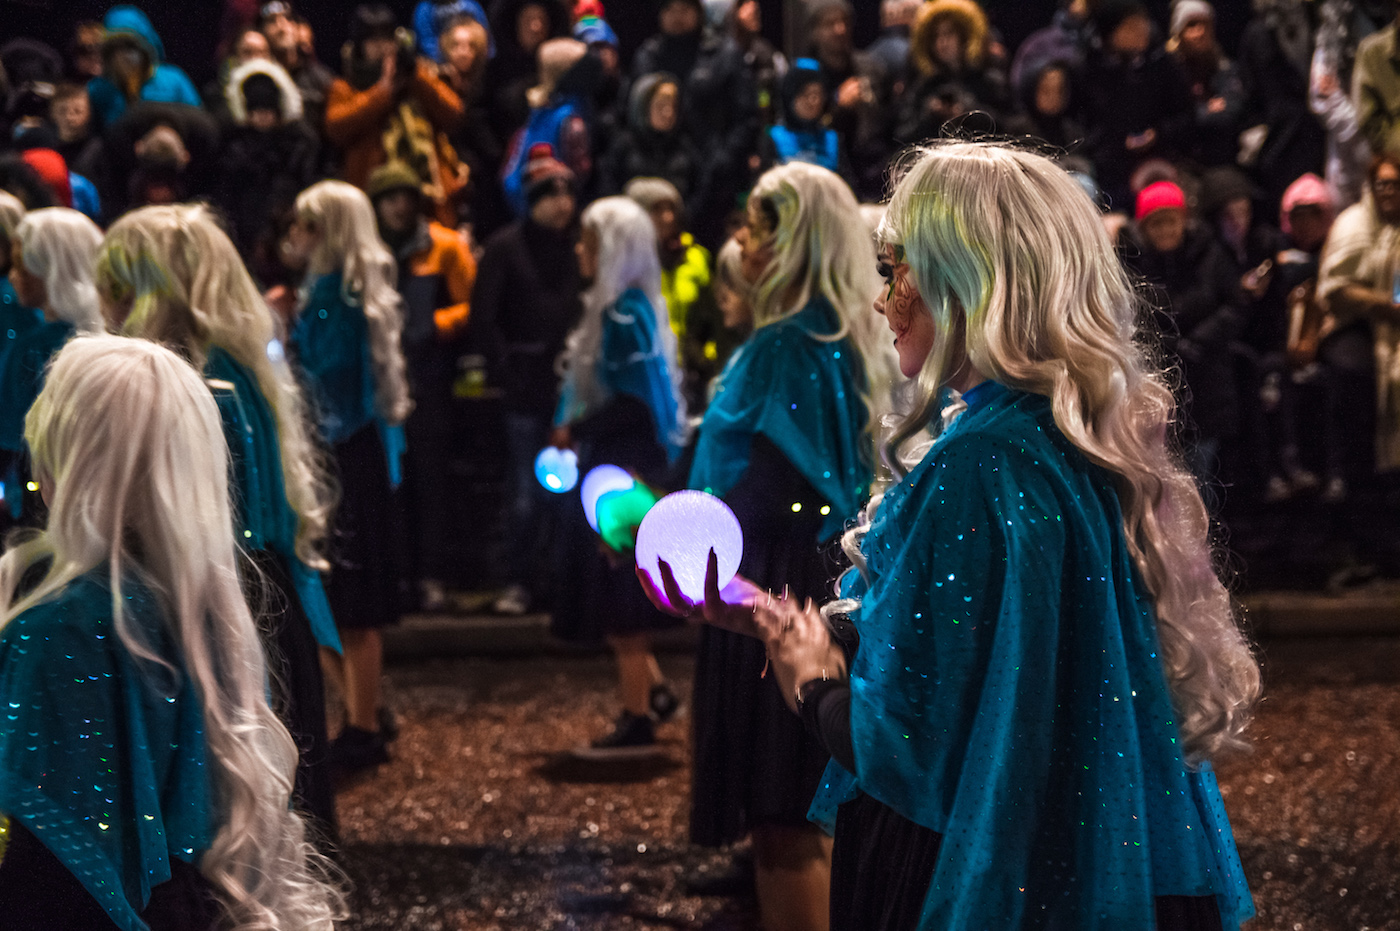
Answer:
[{"left": 333, "top": 636, "right": 1400, "bottom": 930}]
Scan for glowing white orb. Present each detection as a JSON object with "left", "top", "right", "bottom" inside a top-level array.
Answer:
[
  {"left": 581, "top": 464, "right": 635, "bottom": 531},
  {"left": 534, "top": 447, "right": 579, "bottom": 494},
  {"left": 635, "top": 490, "right": 743, "bottom": 603}
]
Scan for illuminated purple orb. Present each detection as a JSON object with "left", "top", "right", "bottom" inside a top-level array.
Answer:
[
  {"left": 635, "top": 490, "right": 743, "bottom": 603},
  {"left": 534, "top": 447, "right": 579, "bottom": 494},
  {"left": 581, "top": 464, "right": 635, "bottom": 531}
]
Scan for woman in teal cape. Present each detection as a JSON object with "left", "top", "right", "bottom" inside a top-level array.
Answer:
[
  {"left": 289, "top": 180, "right": 414, "bottom": 773},
  {"left": 0, "top": 208, "right": 105, "bottom": 527},
  {"left": 97, "top": 204, "right": 342, "bottom": 834},
  {"left": 549, "top": 196, "right": 689, "bottom": 757},
  {"left": 0, "top": 336, "right": 342, "bottom": 930},
  {"left": 682, "top": 162, "right": 895, "bottom": 931},
  {"left": 646, "top": 143, "right": 1260, "bottom": 930}
]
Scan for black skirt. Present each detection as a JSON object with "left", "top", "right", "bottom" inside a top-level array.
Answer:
[
  {"left": 689, "top": 435, "right": 840, "bottom": 847},
  {"left": 550, "top": 395, "right": 681, "bottom": 644},
  {"left": 0, "top": 821, "right": 222, "bottom": 931},
  {"left": 327, "top": 423, "right": 400, "bottom": 630},
  {"left": 249, "top": 549, "right": 336, "bottom": 841},
  {"left": 830, "top": 793, "right": 1226, "bottom": 931}
]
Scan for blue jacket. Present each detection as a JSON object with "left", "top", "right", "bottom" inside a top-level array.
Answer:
[{"left": 87, "top": 7, "right": 201, "bottom": 128}]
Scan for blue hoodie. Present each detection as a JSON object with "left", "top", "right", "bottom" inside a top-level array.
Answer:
[{"left": 87, "top": 6, "right": 201, "bottom": 127}]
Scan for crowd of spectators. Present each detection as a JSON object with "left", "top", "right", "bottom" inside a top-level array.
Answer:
[{"left": 1, "top": 0, "right": 1397, "bottom": 592}]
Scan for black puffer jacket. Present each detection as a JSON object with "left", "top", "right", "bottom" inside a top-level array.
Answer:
[
  {"left": 597, "top": 73, "right": 702, "bottom": 200},
  {"left": 1125, "top": 221, "right": 1247, "bottom": 439}
]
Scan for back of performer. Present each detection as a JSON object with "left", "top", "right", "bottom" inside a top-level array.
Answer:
[{"left": 0, "top": 335, "right": 343, "bottom": 930}]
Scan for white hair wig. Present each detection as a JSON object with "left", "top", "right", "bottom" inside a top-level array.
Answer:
[
  {"left": 14, "top": 207, "right": 104, "bottom": 330},
  {"left": 558, "top": 195, "right": 688, "bottom": 442},
  {"left": 96, "top": 203, "right": 336, "bottom": 570},
  {"left": 295, "top": 179, "right": 414, "bottom": 425},
  {"left": 0, "top": 189, "right": 25, "bottom": 241},
  {"left": 747, "top": 161, "right": 898, "bottom": 419},
  {"left": 840, "top": 140, "right": 1259, "bottom": 761},
  {"left": 0, "top": 335, "right": 345, "bottom": 929},
  {"left": 224, "top": 57, "right": 305, "bottom": 125}
]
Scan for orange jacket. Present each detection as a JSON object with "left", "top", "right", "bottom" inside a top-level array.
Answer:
[
  {"left": 326, "top": 59, "right": 465, "bottom": 224},
  {"left": 403, "top": 221, "right": 477, "bottom": 339}
]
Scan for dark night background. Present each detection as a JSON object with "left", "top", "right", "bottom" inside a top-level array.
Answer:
[{"left": 1, "top": 0, "right": 1254, "bottom": 88}]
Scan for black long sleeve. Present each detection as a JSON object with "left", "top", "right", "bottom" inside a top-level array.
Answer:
[{"left": 798, "top": 678, "right": 855, "bottom": 773}]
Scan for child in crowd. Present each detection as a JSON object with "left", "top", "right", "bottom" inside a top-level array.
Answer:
[{"left": 762, "top": 58, "right": 845, "bottom": 176}]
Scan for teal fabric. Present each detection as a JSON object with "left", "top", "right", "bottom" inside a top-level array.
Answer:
[
  {"left": 205, "top": 347, "right": 341, "bottom": 653},
  {"left": 0, "top": 280, "right": 43, "bottom": 384},
  {"left": 0, "top": 282, "right": 44, "bottom": 517},
  {"left": 556, "top": 287, "right": 684, "bottom": 463},
  {"left": 292, "top": 273, "right": 403, "bottom": 486},
  {"left": 0, "top": 571, "right": 215, "bottom": 931},
  {"left": 688, "top": 297, "right": 870, "bottom": 539},
  {"left": 0, "top": 320, "right": 73, "bottom": 452},
  {"left": 808, "top": 382, "right": 1253, "bottom": 930}
]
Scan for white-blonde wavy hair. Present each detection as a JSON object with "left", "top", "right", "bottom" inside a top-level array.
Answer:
[
  {"left": 0, "top": 189, "right": 25, "bottom": 243},
  {"left": 747, "top": 162, "right": 898, "bottom": 415},
  {"left": 0, "top": 335, "right": 345, "bottom": 929},
  {"left": 842, "top": 141, "right": 1259, "bottom": 761},
  {"left": 95, "top": 204, "right": 335, "bottom": 571},
  {"left": 14, "top": 207, "right": 105, "bottom": 329},
  {"left": 558, "top": 196, "right": 688, "bottom": 445},
  {"left": 295, "top": 179, "right": 413, "bottom": 425}
]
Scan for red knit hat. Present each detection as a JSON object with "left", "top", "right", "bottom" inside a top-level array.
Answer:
[
  {"left": 1135, "top": 181, "right": 1185, "bottom": 222},
  {"left": 523, "top": 143, "right": 575, "bottom": 204},
  {"left": 21, "top": 148, "right": 71, "bottom": 208}
]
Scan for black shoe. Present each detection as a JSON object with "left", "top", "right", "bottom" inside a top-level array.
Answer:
[
  {"left": 572, "top": 712, "right": 658, "bottom": 760},
  {"left": 328, "top": 726, "right": 389, "bottom": 775},
  {"left": 377, "top": 706, "right": 400, "bottom": 742},
  {"left": 649, "top": 682, "right": 681, "bottom": 723}
]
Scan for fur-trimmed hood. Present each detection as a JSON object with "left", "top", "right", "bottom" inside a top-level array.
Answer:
[
  {"left": 911, "top": 0, "right": 990, "bottom": 76},
  {"left": 225, "top": 58, "right": 304, "bottom": 126}
]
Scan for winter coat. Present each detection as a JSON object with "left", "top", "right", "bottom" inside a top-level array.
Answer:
[
  {"left": 1082, "top": 47, "right": 1194, "bottom": 208},
  {"left": 470, "top": 217, "right": 581, "bottom": 416},
  {"left": 325, "top": 58, "right": 466, "bottom": 226},
  {"left": 598, "top": 74, "right": 702, "bottom": 199},
  {"left": 1238, "top": 13, "right": 1327, "bottom": 207},
  {"left": 1172, "top": 50, "right": 1248, "bottom": 169},
  {"left": 86, "top": 7, "right": 201, "bottom": 128},
  {"left": 1125, "top": 221, "right": 1247, "bottom": 438}
]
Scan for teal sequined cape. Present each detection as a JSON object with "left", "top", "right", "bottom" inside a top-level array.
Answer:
[
  {"left": 689, "top": 297, "right": 870, "bottom": 540},
  {"left": 809, "top": 383, "right": 1254, "bottom": 930},
  {"left": 0, "top": 319, "right": 72, "bottom": 452},
  {"left": 555, "top": 287, "right": 684, "bottom": 463},
  {"left": 291, "top": 272, "right": 405, "bottom": 486},
  {"left": 0, "top": 572, "right": 214, "bottom": 931},
  {"left": 205, "top": 346, "right": 340, "bottom": 652}
]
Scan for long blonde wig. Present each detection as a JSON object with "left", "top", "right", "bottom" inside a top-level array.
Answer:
[
  {"left": 558, "top": 195, "right": 688, "bottom": 444},
  {"left": 95, "top": 204, "right": 335, "bottom": 571},
  {"left": 747, "top": 162, "right": 898, "bottom": 412},
  {"left": 0, "top": 335, "right": 344, "bottom": 929},
  {"left": 14, "top": 207, "right": 105, "bottom": 329},
  {"left": 856, "top": 141, "right": 1259, "bottom": 760},
  {"left": 295, "top": 179, "right": 414, "bottom": 425}
]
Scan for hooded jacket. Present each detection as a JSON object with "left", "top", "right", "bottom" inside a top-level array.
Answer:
[
  {"left": 215, "top": 60, "right": 320, "bottom": 266},
  {"left": 86, "top": 6, "right": 201, "bottom": 128},
  {"left": 598, "top": 73, "right": 702, "bottom": 198}
]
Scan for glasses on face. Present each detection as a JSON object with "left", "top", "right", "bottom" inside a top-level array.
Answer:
[
  {"left": 877, "top": 244, "right": 905, "bottom": 301},
  {"left": 1376, "top": 179, "right": 1400, "bottom": 194}
]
